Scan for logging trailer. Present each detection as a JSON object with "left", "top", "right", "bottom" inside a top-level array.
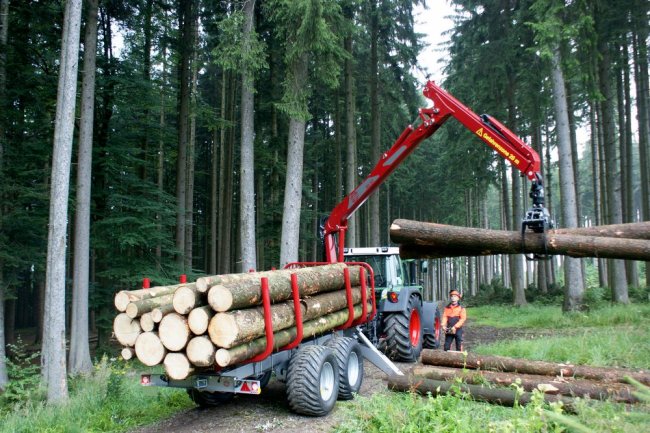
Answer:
[{"left": 140, "top": 80, "right": 551, "bottom": 416}]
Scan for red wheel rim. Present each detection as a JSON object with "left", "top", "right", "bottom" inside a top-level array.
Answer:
[
  {"left": 409, "top": 309, "right": 421, "bottom": 347},
  {"left": 434, "top": 316, "right": 440, "bottom": 339}
]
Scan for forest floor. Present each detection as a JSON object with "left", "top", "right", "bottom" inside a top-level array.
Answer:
[{"left": 128, "top": 322, "right": 548, "bottom": 433}]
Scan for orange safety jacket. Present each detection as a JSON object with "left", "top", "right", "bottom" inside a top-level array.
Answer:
[{"left": 441, "top": 303, "right": 466, "bottom": 329}]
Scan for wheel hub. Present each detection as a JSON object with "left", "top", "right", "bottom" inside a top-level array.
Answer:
[{"left": 320, "top": 361, "right": 335, "bottom": 401}]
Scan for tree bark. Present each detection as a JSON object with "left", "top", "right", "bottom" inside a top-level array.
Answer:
[
  {"left": 207, "top": 264, "right": 361, "bottom": 312},
  {"left": 239, "top": 0, "right": 257, "bottom": 272},
  {"left": 159, "top": 312, "right": 190, "bottom": 351},
  {"left": 215, "top": 302, "right": 369, "bottom": 367},
  {"left": 550, "top": 44, "right": 585, "bottom": 311},
  {"left": 126, "top": 294, "right": 174, "bottom": 319},
  {"left": 0, "top": 0, "right": 9, "bottom": 392},
  {"left": 42, "top": 0, "right": 84, "bottom": 403},
  {"left": 209, "top": 286, "right": 363, "bottom": 348},
  {"left": 135, "top": 331, "right": 166, "bottom": 367},
  {"left": 412, "top": 365, "right": 639, "bottom": 404},
  {"left": 184, "top": 14, "right": 198, "bottom": 271},
  {"left": 387, "top": 375, "right": 576, "bottom": 412},
  {"left": 391, "top": 220, "right": 650, "bottom": 261},
  {"left": 420, "top": 349, "right": 650, "bottom": 385},
  {"left": 368, "top": 0, "right": 381, "bottom": 247}
]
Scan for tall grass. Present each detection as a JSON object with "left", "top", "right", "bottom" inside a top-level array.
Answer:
[{"left": 0, "top": 358, "right": 193, "bottom": 433}]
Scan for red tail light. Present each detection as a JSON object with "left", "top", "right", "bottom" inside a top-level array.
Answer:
[
  {"left": 141, "top": 375, "right": 151, "bottom": 386},
  {"left": 388, "top": 292, "right": 399, "bottom": 303}
]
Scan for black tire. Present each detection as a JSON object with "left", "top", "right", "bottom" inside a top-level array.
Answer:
[
  {"left": 423, "top": 305, "right": 441, "bottom": 350},
  {"left": 287, "top": 345, "right": 340, "bottom": 416},
  {"left": 325, "top": 336, "right": 364, "bottom": 400},
  {"left": 384, "top": 293, "right": 423, "bottom": 362},
  {"left": 187, "top": 389, "right": 234, "bottom": 407}
]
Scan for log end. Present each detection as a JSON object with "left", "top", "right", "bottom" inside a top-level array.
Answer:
[
  {"left": 208, "top": 314, "right": 237, "bottom": 348},
  {"left": 196, "top": 277, "right": 209, "bottom": 293},
  {"left": 164, "top": 353, "right": 193, "bottom": 380},
  {"left": 187, "top": 336, "right": 216, "bottom": 367},
  {"left": 135, "top": 332, "right": 166, "bottom": 366},
  {"left": 215, "top": 348, "right": 231, "bottom": 367},
  {"left": 125, "top": 302, "right": 139, "bottom": 319},
  {"left": 208, "top": 286, "right": 233, "bottom": 312},
  {"left": 173, "top": 286, "right": 196, "bottom": 315},
  {"left": 114, "top": 291, "right": 130, "bottom": 312}
]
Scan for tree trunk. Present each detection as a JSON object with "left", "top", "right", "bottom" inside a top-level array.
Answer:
[
  {"left": 208, "top": 263, "right": 361, "bottom": 312},
  {"left": 597, "top": 33, "right": 629, "bottom": 303},
  {"left": 126, "top": 294, "right": 174, "bottom": 319},
  {"left": 0, "top": 0, "right": 9, "bottom": 391},
  {"left": 215, "top": 302, "right": 369, "bottom": 367},
  {"left": 239, "top": 0, "right": 257, "bottom": 272},
  {"left": 550, "top": 45, "right": 584, "bottom": 311},
  {"left": 279, "top": 54, "right": 309, "bottom": 267},
  {"left": 42, "top": 0, "right": 84, "bottom": 403},
  {"left": 391, "top": 220, "right": 650, "bottom": 261},
  {"left": 69, "top": 0, "right": 99, "bottom": 375},
  {"left": 368, "top": 0, "right": 380, "bottom": 246},
  {"left": 344, "top": 22, "right": 357, "bottom": 248},
  {"left": 135, "top": 331, "right": 166, "bottom": 366},
  {"left": 412, "top": 365, "right": 639, "bottom": 403},
  {"left": 420, "top": 349, "right": 650, "bottom": 385},
  {"left": 209, "top": 75, "right": 221, "bottom": 274},
  {"left": 184, "top": 15, "right": 198, "bottom": 271},
  {"left": 387, "top": 375, "right": 576, "bottom": 412},
  {"left": 209, "top": 286, "right": 363, "bottom": 348},
  {"left": 175, "top": 0, "right": 193, "bottom": 269}
]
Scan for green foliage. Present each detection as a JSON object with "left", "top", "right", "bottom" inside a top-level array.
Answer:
[
  {"left": 0, "top": 337, "right": 42, "bottom": 409},
  {"left": 0, "top": 357, "right": 193, "bottom": 433}
]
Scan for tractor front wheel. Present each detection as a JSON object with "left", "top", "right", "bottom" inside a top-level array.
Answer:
[{"left": 384, "top": 293, "right": 423, "bottom": 362}]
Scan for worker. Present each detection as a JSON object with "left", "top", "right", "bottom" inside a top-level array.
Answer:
[{"left": 441, "top": 289, "right": 466, "bottom": 351}]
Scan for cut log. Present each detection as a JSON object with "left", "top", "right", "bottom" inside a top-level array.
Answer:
[
  {"left": 420, "top": 349, "right": 650, "bottom": 385},
  {"left": 186, "top": 336, "right": 216, "bottom": 367},
  {"left": 173, "top": 284, "right": 205, "bottom": 315},
  {"left": 215, "top": 302, "right": 370, "bottom": 367},
  {"left": 121, "top": 347, "right": 135, "bottom": 361},
  {"left": 158, "top": 313, "right": 191, "bottom": 351},
  {"left": 113, "top": 313, "right": 141, "bottom": 347},
  {"left": 188, "top": 306, "right": 214, "bottom": 335},
  {"left": 391, "top": 219, "right": 650, "bottom": 261},
  {"left": 134, "top": 332, "right": 167, "bottom": 367},
  {"left": 388, "top": 375, "right": 576, "bottom": 413},
  {"left": 114, "top": 283, "right": 195, "bottom": 312},
  {"left": 412, "top": 365, "right": 639, "bottom": 404},
  {"left": 126, "top": 294, "right": 174, "bottom": 319},
  {"left": 549, "top": 221, "right": 650, "bottom": 239},
  {"left": 164, "top": 352, "right": 194, "bottom": 380},
  {"left": 208, "top": 264, "right": 362, "bottom": 312},
  {"left": 151, "top": 303, "right": 175, "bottom": 323},
  {"left": 209, "top": 286, "right": 363, "bottom": 348},
  {"left": 139, "top": 312, "right": 155, "bottom": 332}
]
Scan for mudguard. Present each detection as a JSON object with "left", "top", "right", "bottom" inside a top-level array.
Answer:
[
  {"left": 380, "top": 286, "right": 423, "bottom": 313},
  {"left": 421, "top": 301, "right": 441, "bottom": 336}
]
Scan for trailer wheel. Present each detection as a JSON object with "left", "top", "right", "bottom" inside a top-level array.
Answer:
[
  {"left": 326, "top": 336, "right": 364, "bottom": 400},
  {"left": 423, "top": 304, "right": 441, "bottom": 349},
  {"left": 287, "top": 345, "right": 339, "bottom": 416},
  {"left": 384, "top": 293, "right": 423, "bottom": 362},
  {"left": 187, "top": 389, "right": 234, "bottom": 407}
]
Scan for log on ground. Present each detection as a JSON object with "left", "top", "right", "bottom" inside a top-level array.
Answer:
[
  {"left": 209, "top": 286, "right": 363, "bottom": 348},
  {"left": 391, "top": 219, "right": 650, "bottom": 261},
  {"left": 215, "top": 302, "right": 371, "bottom": 367},
  {"left": 208, "top": 264, "right": 362, "bottom": 312},
  {"left": 388, "top": 375, "right": 576, "bottom": 413},
  {"left": 412, "top": 365, "right": 639, "bottom": 403},
  {"left": 420, "top": 349, "right": 650, "bottom": 385}
]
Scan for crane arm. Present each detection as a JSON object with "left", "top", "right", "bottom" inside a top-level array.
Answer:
[{"left": 323, "top": 81, "right": 551, "bottom": 263}]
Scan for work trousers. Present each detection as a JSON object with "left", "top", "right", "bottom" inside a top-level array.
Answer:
[{"left": 443, "top": 327, "right": 463, "bottom": 351}]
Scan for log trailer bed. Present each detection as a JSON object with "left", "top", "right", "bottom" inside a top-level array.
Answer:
[{"left": 131, "top": 81, "right": 553, "bottom": 416}]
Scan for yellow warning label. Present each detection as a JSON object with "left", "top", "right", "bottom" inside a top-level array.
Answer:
[{"left": 475, "top": 127, "right": 484, "bottom": 136}]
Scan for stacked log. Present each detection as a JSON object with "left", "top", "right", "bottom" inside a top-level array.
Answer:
[
  {"left": 388, "top": 349, "right": 647, "bottom": 408},
  {"left": 113, "top": 263, "right": 370, "bottom": 381}
]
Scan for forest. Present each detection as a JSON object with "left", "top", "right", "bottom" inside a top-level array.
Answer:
[{"left": 0, "top": 0, "right": 648, "bottom": 409}]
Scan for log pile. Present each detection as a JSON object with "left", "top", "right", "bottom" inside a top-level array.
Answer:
[
  {"left": 390, "top": 219, "right": 650, "bottom": 261},
  {"left": 113, "top": 263, "right": 370, "bottom": 381},
  {"left": 387, "top": 349, "right": 648, "bottom": 409}
]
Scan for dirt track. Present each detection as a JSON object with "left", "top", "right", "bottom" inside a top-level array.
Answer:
[{"left": 130, "top": 323, "right": 542, "bottom": 433}]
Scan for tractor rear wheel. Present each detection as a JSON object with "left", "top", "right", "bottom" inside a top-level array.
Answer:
[
  {"left": 326, "top": 336, "right": 364, "bottom": 400},
  {"left": 384, "top": 293, "right": 423, "bottom": 362},
  {"left": 286, "top": 345, "right": 339, "bottom": 416}
]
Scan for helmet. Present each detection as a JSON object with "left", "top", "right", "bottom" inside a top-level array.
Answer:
[{"left": 449, "top": 290, "right": 461, "bottom": 298}]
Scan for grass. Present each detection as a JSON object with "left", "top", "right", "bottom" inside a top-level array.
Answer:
[
  {"left": 336, "top": 302, "right": 650, "bottom": 433},
  {"left": 0, "top": 358, "right": 194, "bottom": 433}
]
